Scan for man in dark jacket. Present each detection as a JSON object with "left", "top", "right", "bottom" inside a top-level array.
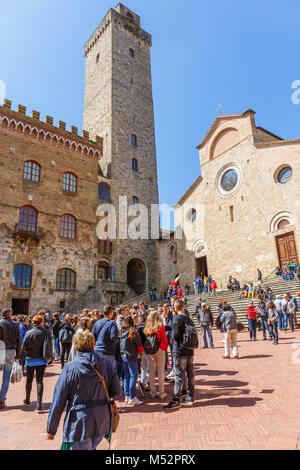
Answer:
[
  {"left": 0, "top": 308, "right": 22, "bottom": 409},
  {"left": 164, "top": 300, "right": 196, "bottom": 409},
  {"left": 92, "top": 306, "right": 119, "bottom": 369}
]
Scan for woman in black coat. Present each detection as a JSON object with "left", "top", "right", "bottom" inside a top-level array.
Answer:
[
  {"left": 21, "top": 314, "right": 53, "bottom": 413},
  {"left": 59, "top": 314, "right": 75, "bottom": 369}
]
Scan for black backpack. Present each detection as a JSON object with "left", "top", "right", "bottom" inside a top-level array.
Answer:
[
  {"left": 144, "top": 333, "right": 161, "bottom": 355},
  {"left": 181, "top": 317, "right": 199, "bottom": 350}
]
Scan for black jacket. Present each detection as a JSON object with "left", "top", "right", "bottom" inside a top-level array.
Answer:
[
  {"left": 0, "top": 318, "right": 21, "bottom": 359},
  {"left": 22, "top": 325, "right": 52, "bottom": 360},
  {"left": 120, "top": 329, "right": 142, "bottom": 362},
  {"left": 52, "top": 320, "right": 61, "bottom": 339},
  {"left": 172, "top": 314, "right": 194, "bottom": 357},
  {"left": 59, "top": 321, "right": 74, "bottom": 343}
]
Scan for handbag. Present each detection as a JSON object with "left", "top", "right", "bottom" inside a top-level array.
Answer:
[
  {"left": 43, "top": 333, "right": 54, "bottom": 363},
  {"left": 91, "top": 364, "right": 120, "bottom": 434},
  {"left": 10, "top": 361, "right": 23, "bottom": 384}
]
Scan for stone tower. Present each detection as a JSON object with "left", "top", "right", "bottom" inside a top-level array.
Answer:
[{"left": 83, "top": 3, "right": 160, "bottom": 295}]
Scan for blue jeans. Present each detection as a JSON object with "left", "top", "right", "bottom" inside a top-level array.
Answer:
[
  {"left": 72, "top": 435, "right": 103, "bottom": 450},
  {"left": 277, "top": 311, "right": 284, "bottom": 331},
  {"left": 204, "top": 285, "right": 208, "bottom": 293},
  {"left": 248, "top": 318, "right": 257, "bottom": 339},
  {"left": 260, "top": 317, "right": 270, "bottom": 340},
  {"left": 284, "top": 313, "right": 294, "bottom": 330},
  {"left": 122, "top": 356, "right": 138, "bottom": 399},
  {"left": 53, "top": 338, "right": 60, "bottom": 356},
  {"left": 269, "top": 323, "right": 278, "bottom": 343},
  {"left": 202, "top": 326, "right": 214, "bottom": 348},
  {"left": 0, "top": 349, "right": 15, "bottom": 402}
]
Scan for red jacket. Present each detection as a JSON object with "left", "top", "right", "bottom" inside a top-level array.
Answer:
[
  {"left": 178, "top": 288, "right": 183, "bottom": 299},
  {"left": 247, "top": 306, "right": 257, "bottom": 319},
  {"left": 147, "top": 325, "right": 168, "bottom": 352},
  {"left": 211, "top": 281, "right": 217, "bottom": 289}
]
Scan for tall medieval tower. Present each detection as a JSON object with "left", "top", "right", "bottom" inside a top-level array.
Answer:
[{"left": 83, "top": 3, "right": 160, "bottom": 295}]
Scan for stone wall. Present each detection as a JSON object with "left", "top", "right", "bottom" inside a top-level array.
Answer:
[{"left": 0, "top": 104, "right": 101, "bottom": 313}]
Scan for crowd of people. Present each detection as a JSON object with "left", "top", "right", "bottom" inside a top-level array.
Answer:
[
  {"left": 193, "top": 275, "right": 218, "bottom": 296},
  {"left": 0, "top": 268, "right": 299, "bottom": 450}
]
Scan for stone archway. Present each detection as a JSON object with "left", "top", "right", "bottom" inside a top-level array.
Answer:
[{"left": 127, "top": 258, "right": 146, "bottom": 295}]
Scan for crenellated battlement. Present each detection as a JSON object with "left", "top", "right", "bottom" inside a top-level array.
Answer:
[
  {"left": 84, "top": 5, "right": 151, "bottom": 57},
  {"left": 0, "top": 99, "right": 103, "bottom": 159}
]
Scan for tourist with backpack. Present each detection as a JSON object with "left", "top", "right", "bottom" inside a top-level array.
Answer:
[
  {"left": 164, "top": 300, "right": 198, "bottom": 409},
  {"left": 120, "top": 316, "right": 143, "bottom": 406},
  {"left": 144, "top": 311, "right": 168, "bottom": 400}
]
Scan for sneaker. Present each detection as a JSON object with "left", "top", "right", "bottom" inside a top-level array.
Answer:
[
  {"left": 124, "top": 395, "right": 129, "bottom": 403},
  {"left": 223, "top": 356, "right": 230, "bottom": 359},
  {"left": 181, "top": 389, "right": 187, "bottom": 397},
  {"left": 159, "top": 393, "right": 168, "bottom": 400},
  {"left": 138, "top": 383, "right": 146, "bottom": 397},
  {"left": 128, "top": 397, "right": 143, "bottom": 406},
  {"left": 163, "top": 398, "right": 181, "bottom": 410},
  {"left": 0, "top": 401, "right": 6, "bottom": 410},
  {"left": 182, "top": 396, "right": 194, "bottom": 406},
  {"left": 23, "top": 399, "right": 30, "bottom": 407},
  {"left": 35, "top": 404, "right": 42, "bottom": 413},
  {"left": 234, "top": 356, "right": 239, "bottom": 360}
]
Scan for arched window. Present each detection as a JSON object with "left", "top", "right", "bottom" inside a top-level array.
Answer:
[
  {"left": 60, "top": 214, "right": 76, "bottom": 239},
  {"left": 96, "top": 53, "right": 100, "bottom": 63},
  {"left": 19, "top": 206, "right": 37, "bottom": 233},
  {"left": 63, "top": 173, "right": 77, "bottom": 193},
  {"left": 23, "top": 161, "right": 40, "bottom": 182},
  {"left": 132, "top": 158, "right": 138, "bottom": 172},
  {"left": 132, "top": 196, "right": 138, "bottom": 208},
  {"left": 131, "top": 134, "right": 137, "bottom": 147},
  {"left": 13, "top": 264, "right": 32, "bottom": 288},
  {"left": 129, "top": 48, "right": 134, "bottom": 58},
  {"left": 98, "top": 183, "right": 110, "bottom": 201},
  {"left": 56, "top": 268, "right": 76, "bottom": 291}
]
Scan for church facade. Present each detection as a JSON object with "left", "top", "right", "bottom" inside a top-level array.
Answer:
[{"left": 164, "top": 109, "right": 299, "bottom": 290}]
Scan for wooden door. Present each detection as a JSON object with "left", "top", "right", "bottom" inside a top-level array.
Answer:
[
  {"left": 195, "top": 256, "right": 208, "bottom": 277},
  {"left": 276, "top": 232, "right": 298, "bottom": 267}
]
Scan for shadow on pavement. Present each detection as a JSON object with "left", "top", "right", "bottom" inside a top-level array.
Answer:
[{"left": 196, "top": 369, "right": 239, "bottom": 376}]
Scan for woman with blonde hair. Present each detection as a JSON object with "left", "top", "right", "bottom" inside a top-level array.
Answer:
[
  {"left": 47, "top": 330, "right": 121, "bottom": 450},
  {"left": 144, "top": 310, "right": 168, "bottom": 400},
  {"left": 68, "top": 317, "right": 92, "bottom": 362}
]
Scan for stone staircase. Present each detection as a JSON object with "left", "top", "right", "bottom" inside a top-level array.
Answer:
[{"left": 185, "top": 277, "right": 300, "bottom": 331}]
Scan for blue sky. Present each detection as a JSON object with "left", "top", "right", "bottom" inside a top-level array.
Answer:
[{"left": 1, "top": 0, "right": 300, "bottom": 221}]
